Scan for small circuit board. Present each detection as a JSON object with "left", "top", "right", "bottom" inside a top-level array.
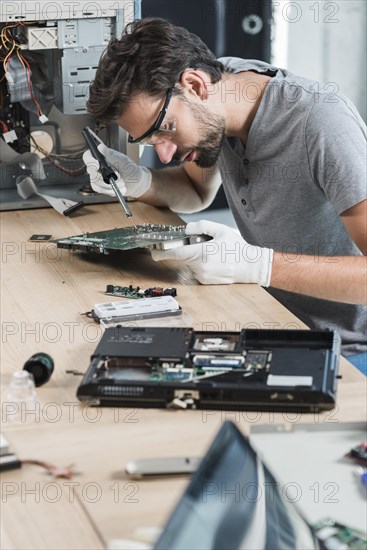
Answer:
[
  {"left": 105, "top": 285, "right": 177, "bottom": 299},
  {"left": 52, "top": 224, "right": 205, "bottom": 254},
  {"left": 313, "top": 518, "right": 367, "bottom": 550}
]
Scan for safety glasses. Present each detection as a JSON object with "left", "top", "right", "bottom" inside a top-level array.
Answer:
[{"left": 127, "top": 87, "right": 175, "bottom": 144}]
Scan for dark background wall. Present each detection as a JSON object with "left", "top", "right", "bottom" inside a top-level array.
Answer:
[{"left": 141, "top": 0, "right": 271, "bottom": 60}]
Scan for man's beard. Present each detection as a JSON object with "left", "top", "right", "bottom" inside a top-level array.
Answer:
[{"left": 173, "top": 101, "right": 226, "bottom": 168}]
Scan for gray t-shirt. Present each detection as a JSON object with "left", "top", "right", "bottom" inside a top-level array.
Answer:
[{"left": 217, "top": 57, "right": 367, "bottom": 354}]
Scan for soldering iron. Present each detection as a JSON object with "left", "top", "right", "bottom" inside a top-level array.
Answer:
[{"left": 82, "top": 127, "right": 136, "bottom": 228}]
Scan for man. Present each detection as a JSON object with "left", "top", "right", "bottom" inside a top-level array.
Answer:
[{"left": 83, "top": 17, "right": 367, "bottom": 368}]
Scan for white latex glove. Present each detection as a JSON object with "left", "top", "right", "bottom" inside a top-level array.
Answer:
[
  {"left": 151, "top": 220, "right": 274, "bottom": 286},
  {"left": 82, "top": 143, "right": 152, "bottom": 198}
]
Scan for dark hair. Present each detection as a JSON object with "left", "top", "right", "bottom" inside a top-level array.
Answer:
[{"left": 87, "top": 17, "right": 224, "bottom": 123}]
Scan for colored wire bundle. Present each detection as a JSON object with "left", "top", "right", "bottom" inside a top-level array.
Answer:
[
  {"left": 1, "top": 21, "right": 44, "bottom": 117},
  {"left": 29, "top": 134, "right": 87, "bottom": 175}
]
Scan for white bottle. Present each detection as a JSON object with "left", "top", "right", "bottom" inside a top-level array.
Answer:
[{"left": 5, "top": 371, "right": 38, "bottom": 424}]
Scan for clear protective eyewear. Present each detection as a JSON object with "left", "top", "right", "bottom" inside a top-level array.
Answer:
[{"left": 127, "top": 87, "right": 177, "bottom": 145}]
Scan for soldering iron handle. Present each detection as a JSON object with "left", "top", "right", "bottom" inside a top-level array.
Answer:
[
  {"left": 82, "top": 127, "right": 102, "bottom": 161},
  {"left": 82, "top": 127, "right": 117, "bottom": 184},
  {"left": 82, "top": 127, "right": 134, "bottom": 222}
]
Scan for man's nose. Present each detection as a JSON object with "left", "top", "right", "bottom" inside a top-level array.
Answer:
[{"left": 153, "top": 141, "right": 177, "bottom": 164}]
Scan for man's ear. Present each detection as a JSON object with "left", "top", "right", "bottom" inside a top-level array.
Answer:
[{"left": 179, "top": 69, "right": 208, "bottom": 101}]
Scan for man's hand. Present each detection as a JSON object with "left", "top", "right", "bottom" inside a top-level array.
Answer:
[
  {"left": 151, "top": 220, "right": 274, "bottom": 286},
  {"left": 82, "top": 143, "right": 152, "bottom": 198}
]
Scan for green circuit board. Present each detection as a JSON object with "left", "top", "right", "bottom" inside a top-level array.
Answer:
[
  {"left": 105, "top": 285, "right": 177, "bottom": 299},
  {"left": 52, "top": 224, "right": 189, "bottom": 254}
]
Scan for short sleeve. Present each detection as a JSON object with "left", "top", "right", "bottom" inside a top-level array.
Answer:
[{"left": 305, "top": 96, "right": 367, "bottom": 214}]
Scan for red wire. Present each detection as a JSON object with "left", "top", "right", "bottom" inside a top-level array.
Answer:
[{"left": 0, "top": 120, "right": 9, "bottom": 132}]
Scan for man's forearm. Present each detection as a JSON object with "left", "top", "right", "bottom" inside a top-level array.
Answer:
[
  {"left": 138, "top": 166, "right": 221, "bottom": 213},
  {"left": 270, "top": 253, "right": 367, "bottom": 304}
]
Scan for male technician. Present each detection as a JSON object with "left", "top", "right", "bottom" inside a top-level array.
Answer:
[{"left": 83, "top": 18, "right": 367, "bottom": 368}]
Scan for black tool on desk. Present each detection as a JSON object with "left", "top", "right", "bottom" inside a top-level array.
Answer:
[
  {"left": 82, "top": 127, "right": 136, "bottom": 228},
  {"left": 346, "top": 441, "right": 367, "bottom": 466},
  {"left": 23, "top": 352, "right": 54, "bottom": 387}
]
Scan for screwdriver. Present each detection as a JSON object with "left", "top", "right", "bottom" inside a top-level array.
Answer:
[{"left": 82, "top": 127, "right": 136, "bottom": 228}]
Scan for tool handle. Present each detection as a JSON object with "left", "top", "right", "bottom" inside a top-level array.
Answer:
[
  {"left": 83, "top": 127, "right": 134, "bottom": 221},
  {"left": 82, "top": 127, "right": 117, "bottom": 184}
]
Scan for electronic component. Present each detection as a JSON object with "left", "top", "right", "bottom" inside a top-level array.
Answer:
[
  {"left": 193, "top": 334, "right": 239, "bottom": 352},
  {"left": 91, "top": 295, "right": 182, "bottom": 324},
  {"left": 313, "top": 518, "right": 367, "bottom": 550},
  {"left": 28, "top": 234, "right": 52, "bottom": 242},
  {"left": 0, "top": 86, "right": 30, "bottom": 154},
  {"left": 105, "top": 284, "right": 177, "bottom": 299},
  {"left": 125, "top": 456, "right": 201, "bottom": 479},
  {"left": 1, "top": 458, "right": 76, "bottom": 478},
  {"left": 192, "top": 355, "right": 245, "bottom": 369},
  {"left": 53, "top": 224, "right": 211, "bottom": 254},
  {"left": 63, "top": 201, "right": 85, "bottom": 217},
  {"left": 53, "top": 224, "right": 185, "bottom": 253},
  {"left": 77, "top": 328, "right": 340, "bottom": 412},
  {"left": 243, "top": 351, "right": 271, "bottom": 370}
]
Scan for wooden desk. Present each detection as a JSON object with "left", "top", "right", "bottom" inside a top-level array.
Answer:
[{"left": 1, "top": 203, "right": 365, "bottom": 549}]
